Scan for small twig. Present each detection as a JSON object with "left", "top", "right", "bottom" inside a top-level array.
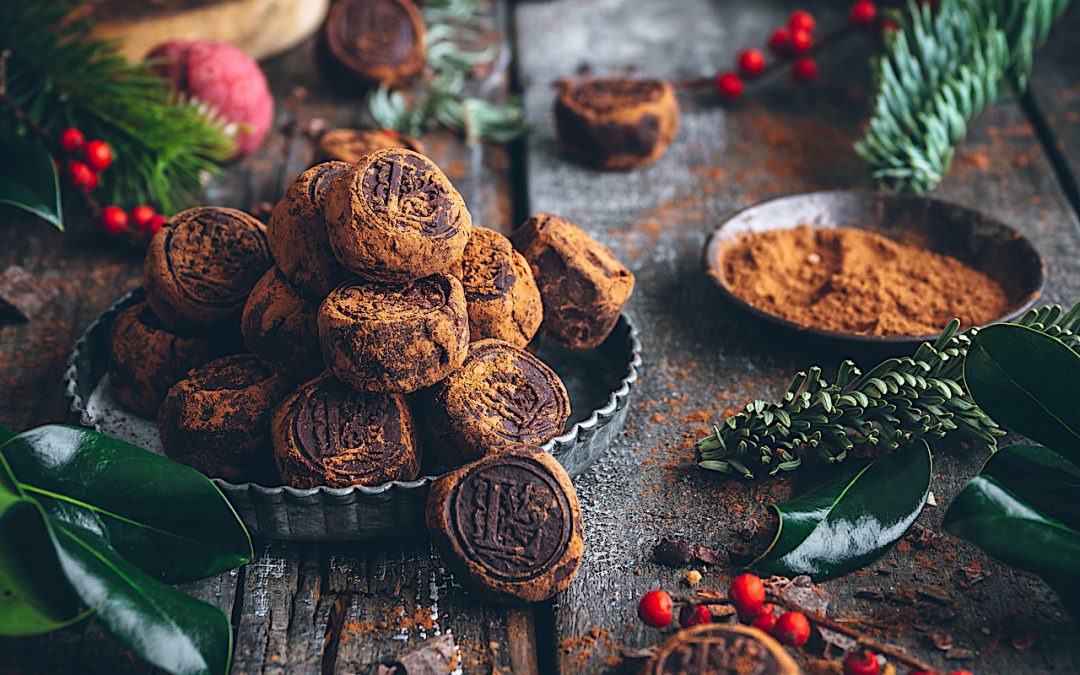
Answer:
[{"left": 0, "top": 50, "right": 55, "bottom": 149}]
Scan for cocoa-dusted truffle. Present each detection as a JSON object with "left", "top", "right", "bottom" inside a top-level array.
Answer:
[
  {"left": 267, "top": 161, "right": 352, "bottom": 299},
  {"left": 324, "top": 148, "right": 472, "bottom": 283},
  {"left": 158, "top": 354, "right": 290, "bottom": 484},
  {"left": 323, "top": 0, "right": 426, "bottom": 86},
  {"left": 511, "top": 213, "right": 635, "bottom": 349},
  {"left": 555, "top": 77, "right": 679, "bottom": 170},
  {"left": 143, "top": 206, "right": 271, "bottom": 335},
  {"left": 460, "top": 227, "right": 543, "bottom": 347},
  {"left": 641, "top": 624, "right": 799, "bottom": 675},
  {"left": 272, "top": 372, "right": 422, "bottom": 489},
  {"left": 318, "top": 273, "right": 469, "bottom": 393},
  {"left": 109, "top": 301, "right": 233, "bottom": 417},
  {"left": 426, "top": 448, "right": 583, "bottom": 603},
  {"left": 423, "top": 339, "right": 570, "bottom": 466},
  {"left": 241, "top": 268, "right": 323, "bottom": 382},
  {"left": 315, "top": 128, "right": 425, "bottom": 164}
]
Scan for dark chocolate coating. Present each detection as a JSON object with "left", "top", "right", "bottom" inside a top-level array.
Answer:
[
  {"left": 641, "top": 624, "right": 800, "bottom": 675},
  {"left": 323, "top": 0, "right": 426, "bottom": 86},
  {"left": 426, "top": 448, "right": 583, "bottom": 603},
  {"left": 314, "top": 128, "right": 425, "bottom": 164},
  {"left": 460, "top": 227, "right": 543, "bottom": 347},
  {"left": 143, "top": 206, "right": 272, "bottom": 336},
  {"left": 158, "top": 354, "right": 290, "bottom": 484},
  {"left": 272, "top": 372, "right": 421, "bottom": 488},
  {"left": 241, "top": 267, "right": 324, "bottom": 382},
  {"left": 108, "top": 301, "right": 233, "bottom": 417}
]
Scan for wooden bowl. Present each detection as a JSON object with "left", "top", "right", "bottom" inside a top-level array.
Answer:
[{"left": 703, "top": 190, "right": 1045, "bottom": 348}]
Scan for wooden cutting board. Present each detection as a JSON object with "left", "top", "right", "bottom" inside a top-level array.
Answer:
[{"left": 84, "top": 0, "right": 329, "bottom": 61}]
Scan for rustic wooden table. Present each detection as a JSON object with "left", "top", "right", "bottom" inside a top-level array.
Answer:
[{"left": 3, "top": 1, "right": 1080, "bottom": 673}]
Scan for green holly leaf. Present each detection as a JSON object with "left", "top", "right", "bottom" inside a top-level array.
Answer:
[{"left": 0, "top": 128, "right": 63, "bottom": 230}]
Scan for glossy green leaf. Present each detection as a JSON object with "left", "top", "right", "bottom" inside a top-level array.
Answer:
[
  {"left": 964, "top": 324, "right": 1080, "bottom": 464},
  {"left": 752, "top": 440, "right": 932, "bottom": 580},
  {"left": 48, "top": 519, "right": 232, "bottom": 675},
  {"left": 0, "top": 129, "right": 62, "bottom": 229},
  {"left": 2, "top": 425, "right": 251, "bottom": 583}
]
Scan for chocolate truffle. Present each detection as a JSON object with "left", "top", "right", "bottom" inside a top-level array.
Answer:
[
  {"left": 511, "top": 213, "right": 635, "bottom": 349},
  {"left": 318, "top": 273, "right": 469, "bottom": 394},
  {"left": 315, "top": 128, "right": 425, "bottom": 164},
  {"left": 241, "top": 268, "right": 323, "bottom": 382},
  {"left": 460, "top": 227, "right": 543, "bottom": 347},
  {"left": 143, "top": 206, "right": 272, "bottom": 335},
  {"left": 641, "top": 624, "right": 799, "bottom": 675},
  {"left": 109, "top": 301, "right": 233, "bottom": 417},
  {"left": 555, "top": 77, "right": 679, "bottom": 170},
  {"left": 158, "top": 354, "right": 290, "bottom": 484},
  {"left": 324, "top": 148, "right": 472, "bottom": 283},
  {"left": 323, "top": 0, "right": 426, "bottom": 86},
  {"left": 423, "top": 339, "right": 570, "bottom": 466},
  {"left": 426, "top": 448, "right": 583, "bottom": 603},
  {"left": 267, "top": 161, "right": 353, "bottom": 299},
  {"left": 272, "top": 372, "right": 422, "bottom": 488}
]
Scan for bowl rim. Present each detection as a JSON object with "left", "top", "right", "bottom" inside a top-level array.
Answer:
[{"left": 702, "top": 189, "right": 1047, "bottom": 346}]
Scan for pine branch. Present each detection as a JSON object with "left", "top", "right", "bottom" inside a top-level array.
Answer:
[{"left": 696, "top": 303, "right": 1080, "bottom": 478}]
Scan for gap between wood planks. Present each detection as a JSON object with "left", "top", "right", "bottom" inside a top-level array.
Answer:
[{"left": 1020, "top": 87, "right": 1080, "bottom": 221}]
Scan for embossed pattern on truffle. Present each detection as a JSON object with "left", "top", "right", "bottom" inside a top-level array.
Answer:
[
  {"left": 315, "top": 128, "right": 425, "bottom": 164},
  {"left": 642, "top": 624, "right": 800, "bottom": 675},
  {"left": 241, "top": 268, "right": 323, "bottom": 382},
  {"left": 323, "top": 0, "right": 426, "bottom": 86},
  {"left": 460, "top": 227, "right": 543, "bottom": 347}
]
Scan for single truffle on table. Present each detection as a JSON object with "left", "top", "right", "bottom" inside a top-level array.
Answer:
[
  {"left": 459, "top": 227, "right": 543, "bottom": 347},
  {"left": 241, "top": 268, "right": 323, "bottom": 382},
  {"left": 422, "top": 339, "right": 570, "bottom": 467},
  {"left": 158, "top": 354, "right": 291, "bottom": 485},
  {"left": 318, "top": 273, "right": 469, "bottom": 394},
  {"left": 323, "top": 0, "right": 426, "bottom": 86},
  {"left": 315, "top": 128, "right": 425, "bottom": 164},
  {"left": 324, "top": 148, "right": 472, "bottom": 283},
  {"left": 267, "top": 161, "right": 353, "bottom": 300},
  {"left": 511, "top": 213, "right": 635, "bottom": 349},
  {"left": 109, "top": 301, "right": 234, "bottom": 417},
  {"left": 144, "top": 206, "right": 272, "bottom": 336},
  {"left": 272, "top": 372, "right": 422, "bottom": 489},
  {"left": 641, "top": 624, "right": 800, "bottom": 675},
  {"left": 426, "top": 448, "right": 583, "bottom": 603},
  {"left": 554, "top": 77, "right": 679, "bottom": 170}
]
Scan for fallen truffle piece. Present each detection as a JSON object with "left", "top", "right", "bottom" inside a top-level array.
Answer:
[
  {"left": 143, "top": 206, "right": 272, "bottom": 335},
  {"left": 511, "top": 213, "right": 634, "bottom": 349},
  {"left": 0, "top": 265, "right": 57, "bottom": 322},
  {"left": 426, "top": 448, "right": 583, "bottom": 603},
  {"left": 315, "top": 128, "right": 425, "bottom": 164},
  {"left": 158, "top": 354, "right": 290, "bottom": 484},
  {"left": 641, "top": 623, "right": 800, "bottom": 675},
  {"left": 241, "top": 268, "right": 323, "bottom": 382},
  {"left": 460, "top": 227, "right": 543, "bottom": 347},
  {"left": 318, "top": 273, "right": 469, "bottom": 394},
  {"left": 267, "top": 161, "right": 353, "bottom": 299},
  {"left": 272, "top": 372, "right": 421, "bottom": 488},
  {"left": 324, "top": 148, "right": 472, "bottom": 283},
  {"left": 323, "top": 0, "right": 426, "bottom": 86},
  {"left": 555, "top": 77, "right": 679, "bottom": 170},
  {"left": 109, "top": 302, "right": 235, "bottom": 417},
  {"left": 423, "top": 339, "right": 570, "bottom": 466}
]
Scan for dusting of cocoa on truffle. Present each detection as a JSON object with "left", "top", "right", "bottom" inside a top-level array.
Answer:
[
  {"left": 241, "top": 267, "right": 323, "bottom": 382},
  {"left": 460, "top": 227, "right": 543, "bottom": 347}
]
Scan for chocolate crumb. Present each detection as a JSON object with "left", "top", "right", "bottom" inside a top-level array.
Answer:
[{"left": 0, "top": 265, "right": 57, "bottom": 322}]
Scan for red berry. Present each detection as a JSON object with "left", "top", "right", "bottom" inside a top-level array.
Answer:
[
  {"left": 737, "top": 49, "right": 766, "bottom": 76},
  {"left": 100, "top": 206, "right": 129, "bottom": 235},
  {"left": 792, "top": 57, "right": 819, "bottom": 83},
  {"left": 790, "top": 28, "right": 813, "bottom": 54},
  {"left": 146, "top": 214, "right": 166, "bottom": 237},
  {"left": 947, "top": 672, "right": 973, "bottom": 675},
  {"left": 751, "top": 607, "right": 777, "bottom": 631},
  {"left": 767, "top": 28, "right": 791, "bottom": 55},
  {"left": 772, "top": 611, "right": 811, "bottom": 646},
  {"left": 84, "top": 140, "right": 113, "bottom": 171},
  {"left": 715, "top": 72, "right": 745, "bottom": 99},
  {"left": 637, "top": 590, "right": 673, "bottom": 628},
  {"left": 843, "top": 650, "right": 880, "bottom": 675},
  {"left": 850, "top": 1, "right": 878, "bottom": 27},
  {"left": 879, "top": 18, "right": 901, "bottom": 36},
  {"left": 131, "top": 205, "right": 156, "bottom": 229},
  {"left": 678, "top": 604, "right": 712, "bottom": 628},
  {"left": 728, "top": 573, "right": 765, "bottom": 615},
  {"left": 68, "top": 161, "right": 95, "bottom": 189},
  {"left": 84, "top": 170, "right": 99, "bottom": 192},
  {"left": 59, "top": 128, "right": 85, "bottom": 154},
  {"left": 789, "top": 10, "right": 816, "bottom": 33}
]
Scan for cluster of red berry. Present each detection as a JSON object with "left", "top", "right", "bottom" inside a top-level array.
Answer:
[{"left": 636, "top": 573, "right": 973, "bottom": 675}]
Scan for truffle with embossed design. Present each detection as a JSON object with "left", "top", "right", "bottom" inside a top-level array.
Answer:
[
  {"left": 143, "top": 206, "right": 271, "bottom": 335},
  {"left": 555, "top": 77, "right": 679, "bottom": 170},
  {"left": 426, "top": 448, "right": 583, "bottom": 602},
  {"left": 323, "top": 0, "right": 426, "bottom": 86},
  {"left": 460, "top": 227, "right": 543, "bottom": 347},
  {"left": 272, "top": 372, "right": 421, "bottom": 489},
  {"left": 324, "top": 148, "right": 472, "bottom": 283},
  {"left": 641, "top": 623, "right": 799, "bottom": 675},
  {"left": 241, "top": 268, "right": 323, "bottom": 382},
  {"left": 318, "top": 273, "right": 469, "bottom": 393},
  {"left": 315, "top": 128, "right": 425, "bottom": 164},
  {"left": 421, "top": 339, "right": 570, "bottom": 467}
]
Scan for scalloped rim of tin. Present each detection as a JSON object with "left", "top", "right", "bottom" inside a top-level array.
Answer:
[{"left": 66, "top": 288, "right": 642, "bottom": 501}]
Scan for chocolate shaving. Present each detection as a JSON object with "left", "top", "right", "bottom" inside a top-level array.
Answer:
[
  {"left": 652, "top": 538, "right": 719, "bottom": 567},
  {"left": 944, "top": 647, "right": 975, "bottom": 660},
  {"left": 906, "top": 523, "right": 942, "bottom": 550},
  {"left": 0, "top": 265, "right": 55, "bottom": 322}
]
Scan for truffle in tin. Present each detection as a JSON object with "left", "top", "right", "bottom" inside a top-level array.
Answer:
[
  {"left": 460, "top": 227, "right": 543, "bottom": 347},
  {"left": 241, "top": 267, "right": 324, "bottom": 382}
]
